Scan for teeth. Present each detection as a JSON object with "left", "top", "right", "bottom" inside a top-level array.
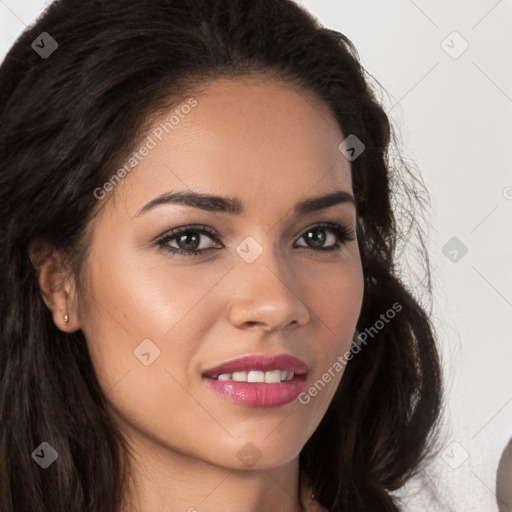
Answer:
[
  {"left": 215, "top": 370, "right": 295, "bottom": 382},
  {"left": 247, "top": 370, "right": 265, "bottom": 382},
  {"left": 264, "top": 370, "right": 282, "bottom": 383}
]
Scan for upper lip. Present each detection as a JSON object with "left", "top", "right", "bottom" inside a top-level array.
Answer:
[{"left": 202, "top": 354, "right": 308, "bottom": 378}]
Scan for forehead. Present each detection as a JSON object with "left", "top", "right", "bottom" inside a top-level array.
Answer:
[{"left": 104, "top": 76, "right": 353, "bottom": 217}]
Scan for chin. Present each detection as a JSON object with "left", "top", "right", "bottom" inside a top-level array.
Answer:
[{"left": 200, "top": 429, "right": 308, "bottom": 471}]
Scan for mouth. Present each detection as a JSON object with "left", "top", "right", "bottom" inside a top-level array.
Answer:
[{"left": 202, "top": 354, "right": 308, "bottom": 408}]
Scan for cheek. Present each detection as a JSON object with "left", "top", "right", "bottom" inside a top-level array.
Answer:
[
  {"left": 298, "top": 260, "right": 364, "bottom": 409},
  {"left": 307, "top": 258, "right": 364, "bottom": 347},
  {"left": 76, "top": 251, "right": 228, "bottom": 451},
  {"left": 77, "top": 245, "right": 228, "bottom": 388}
]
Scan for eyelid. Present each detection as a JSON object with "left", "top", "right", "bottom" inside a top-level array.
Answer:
[
  {"left": 155, "top": 221, "right": 352, "bottom": 241},
  {"left": 155, "top": 224, "right": 221, "bottom": 244},
  {"left": 296, "top": 221, "right": 352, "bottom": 237}
]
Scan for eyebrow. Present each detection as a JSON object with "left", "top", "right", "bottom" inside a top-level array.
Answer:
[{"left": 136, "top": 189, "right": 356, "bottom": 217}]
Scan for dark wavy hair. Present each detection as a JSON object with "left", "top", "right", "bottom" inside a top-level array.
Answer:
[{"left": 0, "top": 0, "right": 443, "bottom": 510}]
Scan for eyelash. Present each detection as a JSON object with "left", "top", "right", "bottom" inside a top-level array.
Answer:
[{"left": 155, "top": 222, "right": 356, "bottom": 257}]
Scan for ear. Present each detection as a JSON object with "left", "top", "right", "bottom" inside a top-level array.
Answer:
[{"left": 29, "top": 237, "right": 81, "bottom": 333}]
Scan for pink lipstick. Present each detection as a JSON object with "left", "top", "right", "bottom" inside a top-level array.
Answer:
[{"left": 202, "top": 354, "right": 308, "bottom": 408}]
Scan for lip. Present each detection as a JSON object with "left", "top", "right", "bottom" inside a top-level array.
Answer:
[
  {"left": 202, "top": 354, "right": 308, "bottom": 379},
  {"left": 202, "top": 354, "right": 308, "bottom": 408}
]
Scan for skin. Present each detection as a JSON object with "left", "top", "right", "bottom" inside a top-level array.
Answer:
[{"left": 35, "top": 75, "right": 364, "bottom": 512}]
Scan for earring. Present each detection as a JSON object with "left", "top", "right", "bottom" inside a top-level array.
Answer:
[{"left": 64, "top": 313, "right": 69, "bottom": 323}]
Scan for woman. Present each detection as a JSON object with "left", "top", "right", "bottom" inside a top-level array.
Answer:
[{"left": 0, "top": 0, "right": 443, "bottom": 510}]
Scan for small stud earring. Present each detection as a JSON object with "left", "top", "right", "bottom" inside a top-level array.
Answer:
[{"left": 64, "top": 314, "right": 69, "bottom": 323}]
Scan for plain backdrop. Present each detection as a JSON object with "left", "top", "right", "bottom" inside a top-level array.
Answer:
[{"left": 1, "top": 1, "right": 511, "bottom": 511}]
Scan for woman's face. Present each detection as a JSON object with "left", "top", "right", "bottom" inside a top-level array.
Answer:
[{"left": 77, "top": 76, "right": 364, "bottom": 470}]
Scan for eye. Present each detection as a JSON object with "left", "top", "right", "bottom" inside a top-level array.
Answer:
[
  {"left": 295, "top": 222, "right": 356, "bottom": 252},
  {"left": 155, "top": 224, "right": 222, "bottom": 257}
]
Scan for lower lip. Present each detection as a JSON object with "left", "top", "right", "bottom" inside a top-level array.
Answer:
[{"left": 203, "top": 375, "right": 307, "bottom": 408}]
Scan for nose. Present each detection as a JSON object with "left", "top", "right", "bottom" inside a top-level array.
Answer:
[{"left": 227, "top": 243, "right": 310, "bottom": 332}]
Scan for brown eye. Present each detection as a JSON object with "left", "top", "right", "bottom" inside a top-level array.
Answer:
[
  {"left": 295, "top": 223, "right": 355, "bottom": 252},
  {"left": 156, "top": 225, "right": 222, "bottom": 256}
]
